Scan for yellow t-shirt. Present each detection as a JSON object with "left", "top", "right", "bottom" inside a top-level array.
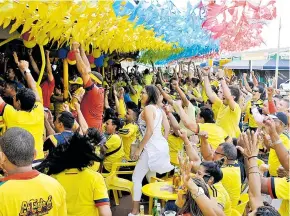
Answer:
[
  {"left": 104, "top": 134, "right": 125, "bottom": 171},
  {"left": 245, "top": 99, "right": 263, "bottom": 128},
  {"left": 37, "top": 85, "right": 44, "bottom": 104},
  {"left": 269, "top": 133, "right": 290, "bottom": 177},
  {"left": 268, "top": 177, "right": 290, "bottom": 216},
  {"left": 119, "top": 123, "right": 139, "bottom": 161},
  {"left": 0, "top": 170, "right": 66, "bottom": 216},
  {"left": 117, "top": 81, "right": 127, "bottom": 88},
  {"left": 168, "top": 134, "right": 184, "bottom": 163},
  {"left": 144, "top": 74, "right": 154, "bottom": 85},
  {"left": 179, "top": 102, "right": 196, "bottom": 137},
  {"left": 221, "top": 162, "right": 241, "bottom": 207},
  {"left": 208, "top": 181, "right": 232, "bottom": 216},
  {"left": 130, "top": 85, "right": 143, "bottom": 105},
  {"left": 52, "top": 168, "right": 109, "bottom": 216},
  {"left": 3, "top": 102, "right": 45, "bottom": 160},
  {"left": 214, "top": 98, "right": 241, "bottom": 138},
  {"left": 198, "top": 123, "right": 228, "bottom": 150},
  {"left": 118, "top": 98, "right": 126, "bottom": 119}
]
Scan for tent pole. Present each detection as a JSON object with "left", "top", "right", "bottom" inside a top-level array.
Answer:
[{"left": 274, "top": 17, "right": 281, "bottom": 89}]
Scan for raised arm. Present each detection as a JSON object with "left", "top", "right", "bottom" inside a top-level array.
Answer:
[
  {"left": 174, "top": 81, "right": 189, "bottom": 107},
  {"left": 178, "top": 130, "right": 201, "bottom": 172},
  {"left": 157, "top": 84, "right": 173, "bottom": 105},
  {"left": 203, "top": 67, "right": 218, "bottom": 103},
  {"left": 113, "top": 87, "right": 120, "bottom": 113},
  {"left": 72, "top": 42, "right": 90, "bottom": 85},
  {"left": 173, "top": 102, "right": 198, "bottom": 133},
  {"left": 104, "top": 89, "right": 110, "bottom": 109},
  {"left": 80, "top": 46, "right": 90, "bottom": 70},
  {"left": 18, "top": 60, "right": 41, "bottom": 102},
  {"left": 218, "top": 69, "right": 236, "bottom": 111},
  {"left": 27, "top": 49, "right": 40, "bottom": 74},
  {"left": 45, "top": 50, "right": 54, "bottom": 82},
  {"left": 123, "top": 69, "right": 137, "bottom": 95},
  {"left": 74, "top": 102, "right": 89, "bottom": 134},
  {"left": 251, "top": 71, "right": 259, "bottom": 87},
  {"left": 243, "top": 73, "right": 252, "bottom": 93},
  {"left": 267, "top": 87, "right": 277, "bottom": 114},
  {"left": 199, "top": 132, "right": 214, "bottom": 161}
]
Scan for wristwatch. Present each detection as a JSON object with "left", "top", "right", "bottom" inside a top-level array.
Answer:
[
  {"left": 191, "top": 187, "right": 204, "bottom": 199},
  {"left": 24, "top": 69, "right": 31, "bottom": 76}
]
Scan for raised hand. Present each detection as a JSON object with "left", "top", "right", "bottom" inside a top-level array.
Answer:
[
  {"left": 198, "top": 131, "right": 208, "bottom": 140},
  {"left": 72, "top": 41, "right": 80, "bottom": 51},
  {"left": 217, "top": 69, "right": 225, "bottom": 79},
  {"left": 13, "top": 52, "right": 19, "bottom": 65},
  {"left": 178, "top": 129, "right": 188, "bottom": 141},
  {"left": 202, "top": 66, "right": 210, "bottom": 76},
  {"left": 237, "top": 130, "right": 258, "bottom": 159},
  {"left": 179, "top": 156, "right": 196, "bottom": 190},
  {"left": 45, "top": 50, "right": 50, "bottom": 56},
  {"left": 18, "top": 60, "right": 29, "bottom": 73},
  {"left": 27, "top": 49, "right": 33, "bottom": 56}
]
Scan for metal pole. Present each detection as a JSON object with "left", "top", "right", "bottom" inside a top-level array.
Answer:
[{"left": 274, "top": 17, "right": 281, "bottom": 89}]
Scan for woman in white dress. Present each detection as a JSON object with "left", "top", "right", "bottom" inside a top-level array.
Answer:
[{"left": 129, "top": 85, "right": 174, "bottom": 216}]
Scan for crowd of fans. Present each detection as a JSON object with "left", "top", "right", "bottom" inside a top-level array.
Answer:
[{"left": 0, "top": 41, "right": 288, "bottom": 216}]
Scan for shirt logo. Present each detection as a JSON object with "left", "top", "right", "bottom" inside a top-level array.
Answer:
[{"left": 19, "top": 195, "right": 53, "bottom": 216}]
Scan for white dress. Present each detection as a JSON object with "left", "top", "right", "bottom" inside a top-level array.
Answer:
[{"left": 138, "top": 106, "right": 173, "bottom": 174}]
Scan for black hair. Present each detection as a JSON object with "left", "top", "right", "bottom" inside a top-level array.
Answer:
[
  {"left": 178, "top": 178, "right": 210, "bottom": 216},
  {"left": 219, "top": 142, "right": 238, "bottom": 160},
  {"left": 199, "top": 107, "right": 215, "bottom": 123},
  {"left": 211, "top": 85, "right": 218, "bottom": 94},
  {"left": 36, "top": 133, "right": 103, "bottom": 175},
  {"left": 145, "top": 85, "right": 160, "bottom": 106},
  {"left": 200, "top": 161, "right": 223, "bottom": 184},
  {"left": 58, "top": 111, "right": 75, "bottom": 130},
  {"left": 16, "top": 88, "right": 36, "bottom": 111},
  {"left": 110, "top": 117, "right": 124, "bottom": 131},
  {"left": 192, "top": 78, "right": 200, "bottom": 87},
  {"left": 87, "top": 128, "right": 105, "bottom": 146},
  {"left": 144, "top": 69, "right": 149, "bottom": 75},
  {"left": 257, "top": 86, "right": 266, "bottom": 100},
  {"left": 5, "top": 80, "right": 17, "bottom": 92},
  {"left": 0, "top": 127, "right": 35, "bottom": 167},
  {"left": 229, "top": 86, "right": 240, "bottom": 102},
  {"left": 255, "top": 202, "right": 280, "bottom": 216},
  {"left": 172, "top": 112, "right": 181, "bottom": 123},
  {"left": 103, "top": 108, "right": 117, "bottom": 122},
  {"left": 248, "top": 81, "right": 254, "bottom": 89}
]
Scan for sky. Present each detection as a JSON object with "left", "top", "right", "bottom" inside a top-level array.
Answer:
[{"left": 172, "top": 0, "right": 290, "bottom": 50}]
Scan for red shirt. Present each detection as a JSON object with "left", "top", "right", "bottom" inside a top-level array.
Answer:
[
  {"left": 41, "top": 79, "right": 55, "bottom": 108},
  {"left": 81, "top": 78, "right": 104, "bottom": 130}
]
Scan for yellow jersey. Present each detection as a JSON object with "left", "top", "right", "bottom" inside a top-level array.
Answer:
[
  {"left": 104, "top": 134, "right": 125, "bottom": 171},
  {"left": 245, "top": 99, "right": 263, "bottom": 128},
  {"left": 198, "top": 123, "right": 228, "bottom": 150},
  {"left": 144, "top": 74, "right": 154, "bottom": 85},
  {"left": 168, "top": 134, "right": 184, "bottom": 163},
  {"left": 209, "top": 181, "right": 232, "bottom": 216},
  {"left": 118, "top": 98, "right": 126, "bottom": 119},
  {"left": 119, "top": 123, "right": 139, "bottom": 161},
  {"left": 3, "top": 102, "right": 45, "bottom": 160},
  {"left": 52, "top": 168, "right": 109, "bottom": 216},
  {"left": 214, "top": 98, "right": 241, "bottom": 138},
  {"left": 268, "top": 177, "right": 290, "bottom": 216},
  {"left": 130, "top": 84, "right": 143, "bottom": 105},
  {"left": 221, "top": 162, "right": 241, "bottom": 207},
  {"left": 0, "top": 170, "right": 66, "bottom": 216},
  {"left": 269, "top": 133, "right": 290, "bottom": 177}
]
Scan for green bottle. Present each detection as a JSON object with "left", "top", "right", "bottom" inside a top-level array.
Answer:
[{"left": 152, "top": 198, "right": 158, "bottom": 216}]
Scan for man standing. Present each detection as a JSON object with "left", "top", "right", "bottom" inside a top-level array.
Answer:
[
  {"left": 72, "top": 42, "right": 104, "bottom": 130},
  {"left": 0, "top": 127, "right": 67, "bottom": 215}
]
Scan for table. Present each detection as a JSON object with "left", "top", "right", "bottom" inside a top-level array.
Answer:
[{"left": 142, "top": 181, "right": 178, "bottom": 214}]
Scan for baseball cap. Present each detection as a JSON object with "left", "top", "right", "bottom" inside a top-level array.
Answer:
[
  {"left": 269, "top": 112, "right": 289, "bottom": 126},
  {"left": 69, "top": 77, "right": 83, "bottom": 85},
  {"left": 89, "top": 71, "right": 103, "bottom": 85}
]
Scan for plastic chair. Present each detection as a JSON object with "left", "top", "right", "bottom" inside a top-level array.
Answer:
[
  {"left": 231, "top": 208, "right": 242, "bottom": 216},
  {"left": 234, "top": 193, "right": 249, "bottom": 215},
  {"left": 103, "top": 162, "right": 136, "bottom": 205}
]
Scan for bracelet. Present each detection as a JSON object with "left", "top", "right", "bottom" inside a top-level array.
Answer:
[
  {"left": 271, "top": 139, "right": 283, "bottom": 148},
  {"left": 191, "top": 187, "right": 205, "bottom": 199},
  {"left": 248, "top": 165, "right": 258, "bottom": 170},
  {"left": 248, "top": 156, "right": 258, "bottom": 161}
]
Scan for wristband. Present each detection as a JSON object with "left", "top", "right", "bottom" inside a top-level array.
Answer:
[
  {"left": 271, "top": 139, "right": 283, "bottom": 148},
  {"left": 24, "top": 69, "right": 31, "bottom": 76},
  {"left": 249, "top": 172, "right": 260, "bottom": 175},
  {"left": 248, "top": 165, "right": 258, "bottom": 170},
  {"left": 191, "top": 187, "right": 204, "bottom": 199},
  {"left": 248, "top": 156, "right": 258, "bottom": 161}
]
